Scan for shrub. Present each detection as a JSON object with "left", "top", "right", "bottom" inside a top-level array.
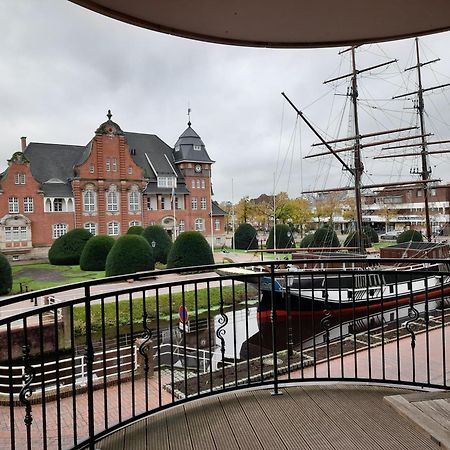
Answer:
[
  {"left": 299, "top": 233, "right": 315, "bottom": 248},
  {"left": 266, "top": 224, "right": 295, "bottom": 249},
  {"left": 105, "top": 235, "right": 154, "bottom": 277},
  {"left": 344, "top": 231, "right": 372, "bottom": 250},
  {"left": 0, "top": 253, "right": 12, "bottom": 295},
  {"left": 364, "top": 226, "right": 379, "bottom": 244},
  {"left": 80, "top": 235, "right": 115, "bottom": 271},
  {"left": 234, "top": 223, "right": 258, "bottom": 250},
  {"left": 141, "top": 225, "right": 173, "bottom": 264},
  {"left": 310, "top": 226, "right": 340, "bottom": 248},
  {"left": 397, "top": 229, "right": 423, "bottom": 244},
  {"left": 126, "top": 225, "right": 144, "bottom": 235},
  {"left": 167, "top": 231, "right": 214, "bottom": 269},
  {"left": 48, "top": 228, "right": 92, "bottom": 265}
]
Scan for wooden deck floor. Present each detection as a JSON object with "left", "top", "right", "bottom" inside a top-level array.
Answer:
[{"left": 97, "top": 385, "right": 443, "bottom": 450}]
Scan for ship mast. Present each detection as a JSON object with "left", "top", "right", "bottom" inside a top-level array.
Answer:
[{"left": 391, "top": 37, "right": 450, "bottom": 241}]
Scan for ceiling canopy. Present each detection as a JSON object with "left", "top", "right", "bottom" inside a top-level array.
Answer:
[{"left": 70, "top": 0, "right": 450, "bottom": 48}]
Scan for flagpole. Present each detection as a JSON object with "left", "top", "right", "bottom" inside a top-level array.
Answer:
[{"left": 172, "top": 186, "right": 176, "bottom": 240}]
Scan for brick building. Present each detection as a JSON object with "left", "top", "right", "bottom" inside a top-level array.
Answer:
[{"left": 0, "top": 112, "right": 226, "bottom": 260}]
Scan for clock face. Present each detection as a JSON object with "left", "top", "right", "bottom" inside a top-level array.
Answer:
[{"left": 195, "top": 164, "right": 202, "bottom": 173}]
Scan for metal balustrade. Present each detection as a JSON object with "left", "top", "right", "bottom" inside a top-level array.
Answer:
[{"left": 0, "top": 258, "right": 448, "bottom": 449}]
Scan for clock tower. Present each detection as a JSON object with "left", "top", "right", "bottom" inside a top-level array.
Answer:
[{"left": 173, "top": 121, "right": 215, "bottom": 237}]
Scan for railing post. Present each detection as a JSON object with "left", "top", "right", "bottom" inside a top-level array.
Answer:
[
  {"left": 270, "top": 264, "right": 282, "bottom": 395},
  {"left": 84, "top": 285, "right": 96, "bottom": 450}
]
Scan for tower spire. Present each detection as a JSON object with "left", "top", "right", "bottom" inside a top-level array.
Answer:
[{"left": 187, "top": 107, "right": 191, "bottom": 127}]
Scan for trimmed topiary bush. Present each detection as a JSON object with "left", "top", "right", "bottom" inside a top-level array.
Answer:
[
  {"left": 48, "top": 228, "right": 92, "bottom": 265},
  {"left": 266, "top": 225, "right": 295, "bottom": 249},
  {"left": 299, "top": 233, "right": 315, "bottom": 248},
  {"left": 105, "top": 235, "right": 155, "bottom": 277},
  {"left": 397, "top": 229, "right": 423, "bottom": 244},
  {"left": 234, "top": 223, "right": 258, "bottom": 250},
  {"left": 0, "top": 253, "right": 12, "bottom": 295},
  {"left": 167, "top": 232, "right": 214, "bottom": 269},
  {"left": 80, "top": 235, "right": 115, "bottom": 271},
  {"left": 141, "top": 225, "right": 173, "bottom": 264},
  {"left": 126, "top": 225, "right": 144, "bottom": 235},
  {"left": 310, "top": 226, "right": 340, "bottom": 248},
  {"left": 364, "top": 226, "right": 379, "bottom": 244},
  {"left": 344, "top": 231, "right": 372, "bottom": 250}
]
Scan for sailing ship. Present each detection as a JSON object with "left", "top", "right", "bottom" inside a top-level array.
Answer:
[{"left": 255, "top": 38, "right": 450, "bottom": 321}]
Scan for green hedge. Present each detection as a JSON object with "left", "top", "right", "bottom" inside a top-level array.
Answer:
[
  {"left": 310, "top": 226, "right": 340, "bottom": 248},
  {"left": 0, "top": 253, "right": 12, "bottom": 295},
  {"left": 167, "top": 231, "right": 214, "bottom": 269},
  {"left": 80, "top": 235, "right": 115, "bottom": 271},
  {"left": 266, "top": 224, "right": 295, "bottom": 249},
  {"left": 105, "top": 235, "right": 155, "bottom": 276},
  {"left": 364, "top": 226, "right": 379, "bottom": 244},
  {"left": 234, "top": 223, "right": 258, "bottom": 250},
  {"left": 397, "top": 229, "right": 423, "bottom": 244},
  {"left": 48, "top": 228, "right": 92, "bottom": 265},
  {"left": 126, "top": 225, "right": 144, "bottom": 235},
  {"left": 344, "top": 231, "right": 372, "bottom": 249},
  {"left": 141, "top": 225, "right": 173, "bottom": 264},
  {"left": 299, "top": 233, "right": 315, "bottom": 248}
]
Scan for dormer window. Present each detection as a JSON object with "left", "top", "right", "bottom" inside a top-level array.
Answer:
[
  {"left": 193, "top": 145, "right": 201, "bottom": 151},
  {"left": 15, "top": 173, "right": 25, "bottom": 185},
  {"left": 157, "top": 177, "right": 177, "bottom": 188},
  {"left": 175, "top": 145, "right": 180, "bottom": 152}
]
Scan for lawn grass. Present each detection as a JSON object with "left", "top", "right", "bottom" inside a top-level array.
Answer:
[
  {"left": 72, "top": 284, "right": 258, "bottom": 335},
  {"left": 11, "top": 263, "right": 105, "bottom": 294}
]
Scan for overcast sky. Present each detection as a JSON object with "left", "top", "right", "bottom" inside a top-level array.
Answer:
[{"left": 2, "top": 1, "right": 450, "bottom": 203}]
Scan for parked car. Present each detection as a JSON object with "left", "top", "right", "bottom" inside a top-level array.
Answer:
[{"left": 379, "top": 230, "right": 402, "bottom": 241}]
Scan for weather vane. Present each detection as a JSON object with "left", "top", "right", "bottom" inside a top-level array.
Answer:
[{"left": 187, "top": 106, "right": 191, "bottom": 127}]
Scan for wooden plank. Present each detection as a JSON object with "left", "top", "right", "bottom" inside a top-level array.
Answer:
[
  {"left": 433, "top": 399, "right": 450, "bottom": 418},
  {"left": 322, "top": 386, "right": 411, "bottom": 450},
  {"left": 339, "top": 385, "right": 439, "bottom": 449},
  {"left": 202, "top": 396, "right": 240, "bottom": 450},
  {"left": 219, "top": 393, "right": 263, "bottom": 450},
  {"left": 405, "top": 392, "right": 450, "bottom": 402},
  {"left": 268, "top": 387, "right": 336, "bottom": 450},
  {"left": 235, "top": 390, "right": 288, "bottom": 450},
  {"left": 145, "top": 412, "right": 170, "bottom": 450},
  {"left": 124, "top": 420, "right": 147, "bottom": 450},
  {"left": 285, "top": 387, "right": 359, "bottom": 450},
  {"left": 415, "top": 401, "right": 450, "bottom": 431},
  {"left": 385, "top": 395, "right": 450, "bottom": 449},
  {"left": 303, "top": 385, "right": 383, "bottom": 450},
  {"left": 252, "top": 389, "right": 311, "bottom": 450},
  {"left": 166, "top": 406, "right": 193, "bottom": 450},
  {"left": 97, "top": 428, "right": 126, "bottom": 450},
  {"left": 183, "top": 400, "right": 216, "bottom": 450}
]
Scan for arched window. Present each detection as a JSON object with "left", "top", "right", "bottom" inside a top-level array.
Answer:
[
  {"left": 129, "top": 221, "right": 141, "bottom": 227},
  {"left": 84, "top": 222, "right": 97, "bottom": 235},
  {"left": 108, "top": 222, "right": 120, "bottom": 236},
  {"left": 84, "top": 189, "right": 96, "bottom": 213},
  {"left": 107, "top": 185, "right": 119, "bottom": 212},
  {"left": 195, "top": 218, "right": 204, "bottom": 231},
  {"left": 128, "top": 188, "right": 140, "bottom": 212}
]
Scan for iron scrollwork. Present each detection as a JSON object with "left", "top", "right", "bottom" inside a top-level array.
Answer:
[
  {"left": 139, "top": 309, "right": 153, "bottom": 376},
  {"left": 19, "top": 344, "right": 35, "bottom": 428},
  {"left": 405, "top": 305, "right": 419, "bottom": 349},
  {"left": 216, "top": 300, "right": 228, "bottom": 362},
  {"left": 321, "top": 309, "right": 332, "bottom": 345}
]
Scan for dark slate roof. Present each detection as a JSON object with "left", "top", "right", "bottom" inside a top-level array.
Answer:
[
  {"left": 173, "top": 125, "right": 214, "bottom": 164},
  {"left": 211, "top": 201, "right": 226, "bottom": 216},
  {"left": 125, "top": 132, "right": 185, "bottom": 181},
  {"left": 144, "top": 183, "right": 190, "bottom": 195},
  {"left": 41, "top": 180, "right": 73, "bottom": 197},
  {"left": 24, "top": 142, "right": 85, "bottom": 183}
]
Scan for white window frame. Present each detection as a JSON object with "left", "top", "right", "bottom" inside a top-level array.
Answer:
[
  {"left": 193, "top": 145, "right": 201, "bottom": 151},
  {"left": 215, "top": 219, "right": 220, "bottom": 231},
  {"left": 161, "top": 197, "right": 166, "bottom": 210},
  {"left": 53, "top": 198, "right": 63, "bottom": 212},
  {"left": 89, "top": 164, "right": 95, "bottom": 173},
  {"left": 201, "top": 197, "right": 207, "bottom": 210},
  {"left": 8, "top": 197, "right": 19, "bottom": 214},
  {"left": 157, "top": 176, "right": 177, "bottom": 188},
  {"left": 191, "top": 197, "right": 198, "bottom": 210},
  {"left": 201, "top": 180, "right": 205, "bottom": 189},
  {"left": 192, "top": 179, "right": 195, "bottom": 189},
  {"left": 84, "top": 190, "right": 96, "bottom": 213},
  {"left": 84, "top": 222, "right": 97, "bottom": 236},
  {"left": 195, "top": 218, "right": 204, "bottom": 231},
  {"left": 196, "top": 180, "right": 201, "bottom": 188},
  {"left": 14, "top": 173, "right": 25, "bottom": 185},
  {"left": 112, "top": 158, "right": 117, "bottom": 172},
  {"left": 107, "top": 188, "right": 119, "bottom": 212},
  {"left": 129, "top": 191, "right": 140, "bottom": 212},
  {"left": 128, "top": 166, "right": 133, "bottom": 175},
  {"left": 53, "top": 223, "right": 67, "bottom": 239},
  {"left": 108, "top": 221, "right": 120, "bottom": 236},
  {"left": 106, "top": 159, "right": 111, "bottom": 172},
  {"left": 24, "top": 197, "right": 34, "bottom": 213},
  {"left": 129, "top": 220, "right": 141, "bottom": 227},
  {"left": 179, "top": 220, "right": 185, "bottom": 232}
]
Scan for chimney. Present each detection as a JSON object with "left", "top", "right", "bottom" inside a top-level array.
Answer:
[{"left": 21, "top": 137, "right": 27, "bottom": 151}]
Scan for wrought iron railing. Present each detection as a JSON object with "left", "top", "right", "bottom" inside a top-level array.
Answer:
[{"left": 0, "top": 258, "right": 448, "bottom": 449}]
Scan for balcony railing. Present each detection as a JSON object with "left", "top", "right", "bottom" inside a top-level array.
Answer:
[{"left": 0, "top": 258, "right": 448, "bottom": 449}]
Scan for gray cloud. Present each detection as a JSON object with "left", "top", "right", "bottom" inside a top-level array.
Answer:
[{"left": 1, "top": 1, "right": 450, "bottom": 202}]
